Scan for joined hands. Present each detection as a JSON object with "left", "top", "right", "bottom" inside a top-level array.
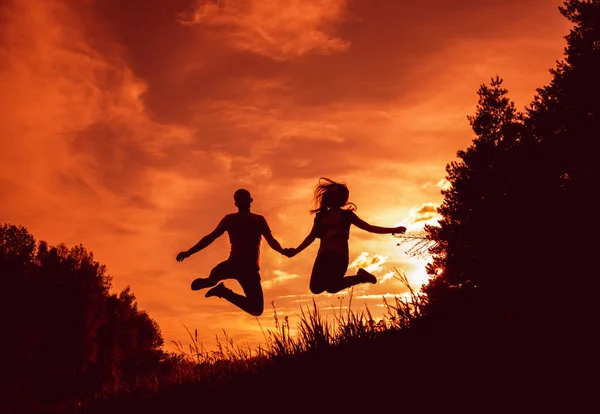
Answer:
[{"left": 282, "top": 248, "right": 297, "bottom": 258}]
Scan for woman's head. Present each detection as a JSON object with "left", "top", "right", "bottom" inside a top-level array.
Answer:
[{"left": 311, "top": 177, "right": 356, "bottom": 213}]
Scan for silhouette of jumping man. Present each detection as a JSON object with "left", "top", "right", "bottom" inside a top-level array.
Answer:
[
  {"left": 176, "top": 189, "right": 287, "bottom": 316},
  {"left": 284, "top": 178, "right": 406, "bottom": 294}
]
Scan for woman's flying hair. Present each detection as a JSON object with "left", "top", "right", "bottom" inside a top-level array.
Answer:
[{"left": 310, "top": 177, "right": 357, "bottom": 214}]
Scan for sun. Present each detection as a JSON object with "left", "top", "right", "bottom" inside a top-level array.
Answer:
[{"left": 405, "top": 262, "right": 432, "bottom": 290}]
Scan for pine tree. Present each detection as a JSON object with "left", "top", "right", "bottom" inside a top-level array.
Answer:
[
  {"left": 423, "top": 77, "right": 524, "bottom": 322},
  {"left": 422, "top": 0, "right": 599, "bottom": 374}
]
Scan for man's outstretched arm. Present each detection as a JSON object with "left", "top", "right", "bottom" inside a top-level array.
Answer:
[
  {"left": 176, "top": 219, "right": 227, "bottom": 262},
  {"left": 261, "top": 217, "right": 286, "bottom": 255},
  {"left": 263, "top": 232, "right": 285, "bottom": 255}
]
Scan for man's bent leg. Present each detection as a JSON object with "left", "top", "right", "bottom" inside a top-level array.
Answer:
[
  {"left": 191, "top": 261, "right": 229, "bottom": 291},
  {"left": 206, "top": 275, "right": 264, "bottom": 316},
  {"left": 237, "top": 276, "right": 264, "bottom": 316}
]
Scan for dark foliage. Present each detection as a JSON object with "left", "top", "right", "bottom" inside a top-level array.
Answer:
[
  {"left": 0, "top": 223, "right": 165, "bottom": 412},
  {"left": 423, "top": 0, "right": 598, "bottom": 387}
]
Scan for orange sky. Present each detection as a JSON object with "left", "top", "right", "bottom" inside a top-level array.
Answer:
[{"left": 0, "top": 0, "right": 570, "bottom": 352}]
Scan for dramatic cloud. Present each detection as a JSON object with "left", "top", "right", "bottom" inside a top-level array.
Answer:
[
  {"left": 406, "top": 203, "right": 442, "bottom": 225},
  {"left": 179, "top": 0, "right": 350, "bottom": 60},
  {"left": 349, "top": 252, "right": 388, "bottom": 274},
  {"left": 425, "top": 179, "right": 452, "bottom": 191},
  {"left": 0, "top": 0, "right": 569, "bottom": 351}
]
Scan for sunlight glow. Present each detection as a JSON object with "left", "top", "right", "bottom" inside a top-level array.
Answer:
[
  {"left": 406, "top": 265, "right": 432, "bottom": 290},
  {"left": 349, "top": 252, "right": 388, "bottom": 273}
]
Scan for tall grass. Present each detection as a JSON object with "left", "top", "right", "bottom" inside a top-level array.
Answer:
[
  {"left": 76, "top": 269, "right": 426, "bottom": 412},
  {"left": 80, "top": 267, "right": 427, "bottom": 412},
  {"left": 169, "top": 268, "right": 426, "bottom": 375}
]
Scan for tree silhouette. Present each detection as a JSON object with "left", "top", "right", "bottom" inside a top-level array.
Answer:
[
  {"left": 0, "top": 223, "right": 164, "bottom": 409},
  {"left": 423, "top": 0, "right": 598, "bottom": 370},
  {"left": 422, "top": 77, "right": 524, "bottom": 324}
]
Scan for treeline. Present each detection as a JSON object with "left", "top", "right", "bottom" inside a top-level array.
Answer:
[
  {"left": 422, "top": 0, "right": 598, "bottom": 370},
  {"left": 0, "top": 224, "right": 165, "bottom": 412}
]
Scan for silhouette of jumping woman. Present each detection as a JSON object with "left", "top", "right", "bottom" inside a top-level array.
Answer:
[
  {"left": 284, "top": 178, "right": 406, "bottom": 294},
  {"left": 176, "top": 189, "right": 287, "bottom": 316}
]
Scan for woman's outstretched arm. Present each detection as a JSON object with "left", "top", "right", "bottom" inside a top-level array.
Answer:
[
  {"left": 351, "top": 214, "right": 406, "bottom": 234},
  {"left": 291, "top": 225, "right": 317, "bottom": 256}
]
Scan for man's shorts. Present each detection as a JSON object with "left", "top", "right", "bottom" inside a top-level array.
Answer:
[{"left": 210, "top": 258, "right": 261, "bottom": 282}]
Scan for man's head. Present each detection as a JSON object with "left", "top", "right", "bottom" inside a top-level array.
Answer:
[{"left": 234, "top": 189, "right": 253, "bottom": 210}]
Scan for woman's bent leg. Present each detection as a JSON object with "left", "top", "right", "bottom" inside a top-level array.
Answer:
[{"left": 310, "top": 251, "right": 348, "bottom": 294}]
